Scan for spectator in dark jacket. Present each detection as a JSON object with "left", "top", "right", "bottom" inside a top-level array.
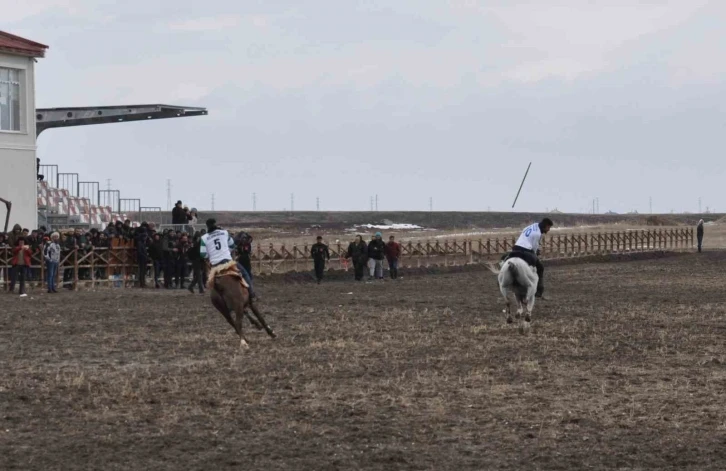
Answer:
[
  {"left": 103, "top": 222, "right": 116, "bottom": 237},
  {"left": 172, "top": 200, "right": 186, "bottom": 226},
  {"left": 187, "top": 231, "right": 205, "bottom": 294},
  {"left": 367, "top": 232, "right": 386, "bottom": 280},
  {"left": 162, "top": 230, "right": 176, "bottom": 288},
  {"left": 346, "top": 235, "right": 368, "bottom": 281},
  {"left": 148, "top": 233, "right": 164, "bottom": 288},
  {"left": 235, "top": 231, "right": 254, "bottom": 279},
  {"left": 62, "top": 230, "right": 78, "bottom": 289},
  {"left": 697, "top": 219, "right": 704, "bottom": 253},
  {"left": 385, "top": 235, "right": 402, "bottom": 279},
  {"left": 175, "top": 233, "right": 190, "bottom": 289},
  {"left": 310, "top": 236, "right": 330, "bottom": 283},
  {"left": 135, "top": 227, "right": 150, "bottom": 288}
]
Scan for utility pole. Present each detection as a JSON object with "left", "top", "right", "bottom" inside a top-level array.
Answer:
[
  {"left": 649, "top": 196, "right": 653, "bottom": 214},
  {"left": 166, "top": 179, "right": 172, "bottom": 211},
  {"left": 596, "top": 197, "right": 599, "bottom": 214},
  {"left": 290, "top": 193, "right": 294, "bottom": 212},
  {"left": 429, "top": 197, "right": 433, "bottom": 212},
  {"left": 106, "top": 179, "right": 112, "bottom": 190},
  {"left": 375, "top": 194, "right": 379, "bottom": 212},
  {"left": 316, "top": 197, "right": 320, "bottom": 211},
  {"left": 211, "top": 193, "right": 215, "bottom": 211},
  {"left": 252, "top": 193, "right": 257, "bottom": 211}
]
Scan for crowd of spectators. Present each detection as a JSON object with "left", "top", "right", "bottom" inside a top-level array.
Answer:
[
  {"left": 0, "top": 217, "right": 256, "bottom": 296},
  {"left": 314, "top": 231, "right": 402, "bottom": 283},
  {"left": 1, "top": 215, "right": 402, "bottom": 295}
]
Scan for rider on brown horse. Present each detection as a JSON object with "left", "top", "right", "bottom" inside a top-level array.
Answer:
[
  {"left": 202, "top": 218, "right": 275, "bottom": 347},
  {"left": 201, "top": 219, "right": 256, "bottom": 299}
]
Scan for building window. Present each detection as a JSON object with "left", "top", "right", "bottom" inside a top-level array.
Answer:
[{"left": 0, "top": 67, "right": 22, "bottom": 132}]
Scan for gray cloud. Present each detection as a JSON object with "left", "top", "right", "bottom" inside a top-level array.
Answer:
[{"left": 11, "top": 0, "right": 726, "bottom": 214}]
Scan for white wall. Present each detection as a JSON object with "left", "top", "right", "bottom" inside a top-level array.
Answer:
[{"left": 0, "top": 52, "right": 37, "bottom": 231}]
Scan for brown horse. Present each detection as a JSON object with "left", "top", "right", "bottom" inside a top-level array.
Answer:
[{"left": 208, "top": 261, "right": 276, "bottom": 348}]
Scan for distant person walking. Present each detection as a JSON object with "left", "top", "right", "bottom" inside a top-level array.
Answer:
[
  {"left": 697, "top": 219, "right": 704, "bottom": 253},
  {"left": 346, "top": 235, "right": 368, "bottom": 281},
  {"left": 385, "top": 235, "right": 402, "bottom": 279},
  {"left": 311, "top": 236, "right": 330, "bottom": 283},
  {"left": 367, "top": 232, "right": 386, "bottom": 280}
]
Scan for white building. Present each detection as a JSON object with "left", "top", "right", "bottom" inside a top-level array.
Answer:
[{"left": 0, "top": 31, "right": 47, "bottom": 231}]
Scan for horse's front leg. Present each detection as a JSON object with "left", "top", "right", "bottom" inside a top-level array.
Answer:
[
  {"left": 235, "top": 310, "right": 249, "bottom": 349},
  {"left": 212, "top": 290, "right": 240, "bottom": 335}
]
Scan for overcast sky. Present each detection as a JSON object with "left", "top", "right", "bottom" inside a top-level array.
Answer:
[{"left": 6, "top": 0, "right": 725, "bottom": 213}]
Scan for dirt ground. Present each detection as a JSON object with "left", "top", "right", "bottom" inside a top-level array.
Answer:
[{"left": 3, "top": 252, "right": 726, "bottom": 470}]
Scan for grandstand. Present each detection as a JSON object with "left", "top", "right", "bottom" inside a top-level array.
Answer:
[
  {"left": 36, "top": 165, "right": 166, "bottom": 230},
  {"left": 0, "top": 28, "right": 208, "bottom": 231}
]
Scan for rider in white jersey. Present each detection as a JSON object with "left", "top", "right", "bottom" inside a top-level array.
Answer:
[
  {"left": 515, "top": 223, "right": 543, "bottom": 253},
  {"left": 509, "top": 218, "right": 553, "bottom": 298},
  {"left": 200, "top": 219, "right": 256, "bottom": 297}
]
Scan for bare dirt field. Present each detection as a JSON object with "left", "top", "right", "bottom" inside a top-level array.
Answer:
[{"left": 3, "top": 251, "right": 726, "bottom": 470}]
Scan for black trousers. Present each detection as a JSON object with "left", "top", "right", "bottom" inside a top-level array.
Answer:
[
  {"left": 137, "top": 256, "right": 147, "bottom": 288},
  {"left": 239, "top": 257, "right": 253, "bottom": 279},
  {"left": 10, "top": 266, "right": 26, "bottom": 294},
  {"left": 314, "top": 259, "right": 326, "bottom": 281},
  {"left": 153, "top": 260, "right": 162, "bottom": 287},
  {"left": 511, "top": 245, "right": 544, "bottom": 295},
  {"left": 698, "top": 235, "right": 703, "bottom": 252},
  {"left": 163, "top": 257, "right": 174, "bottom": 287},
  {"left": 190, "top": 259, "right": 205, "bottom": 292},
  {"left": 353, "top": 259, "right": 366, "bottom": 281},
  {"left": 175, "top": 259, "right": 187, "bottom": 288}
]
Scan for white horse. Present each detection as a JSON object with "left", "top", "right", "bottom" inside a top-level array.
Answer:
[{"left": 487, "top": 257, "right": 539, "bottom": 329}]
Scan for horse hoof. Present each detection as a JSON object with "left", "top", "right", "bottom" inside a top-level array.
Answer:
[
  {"left": 524, "top": 315, "right": 531, "bottom": 323},
  {"left": 240, "top": 338, "right": 250, "bottom": 349},
  {"left": 506, "top": 317, "right": 513, "bottom": 324}
]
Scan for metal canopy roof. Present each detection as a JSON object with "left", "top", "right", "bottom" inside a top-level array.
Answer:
[{"left": 36, "top": 104, "right": 208, "bottom": 136}]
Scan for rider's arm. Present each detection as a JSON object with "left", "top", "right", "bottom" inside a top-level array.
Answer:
[{"left": 531, "top": 233, "right": 542, "bottom": 254}]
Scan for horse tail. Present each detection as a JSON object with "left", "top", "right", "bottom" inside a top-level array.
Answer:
[
  {"left": 507, "top": 260, "right": 519, "bottom": 283},
  {"left": 485, "top": 261, "right": 501, "bottom": 275}
]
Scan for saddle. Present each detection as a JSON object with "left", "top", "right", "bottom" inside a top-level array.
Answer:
[
  {"left": 207, "top": 260, "right": 250, "bottom": 291},
  {"left": 501, "top": 251, "right": 538, "bottom": 268}
]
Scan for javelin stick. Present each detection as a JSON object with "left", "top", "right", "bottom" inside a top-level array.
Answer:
[{"left": 511, "top": 162, "right": 532, "bottom": 209}]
